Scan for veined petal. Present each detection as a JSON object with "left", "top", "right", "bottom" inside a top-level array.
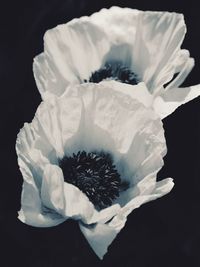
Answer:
[{"left": 153, "top": 84, "right": 200, "bottom": 119}]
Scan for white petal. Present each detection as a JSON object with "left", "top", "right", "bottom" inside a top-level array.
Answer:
[
  {"left": 117, "top": 156, "right": 164, "bottom": 207},
  {"left": 89, "top": 204, "right": 121, "bottom": 224},
  {"left": 111, "top": 178, "right": 174, "bottom": 223},
  {"left": 19, "top": 181, "right": 66, "bottom": 227},
  {"left": 79, "top": 222, "right": 120, "bottom": 260},
  {"left": 100, "top": 80, "right": 153, "bottom": 108},
  {"left": 165, "top": 57, "right": 194, "bottom": 90},
  {"left": 33, "top": 20, "right": 111, "bottom": 99},
  {"left": 63, "top": 181, "right": 120, "bottom": 224},
  {"left": 16, "top": 122, "right": 66, "bottom": 227},
  {"left": 35, "top": 96, "right": 82, "bottom": 158},
  {"left": 90, "top": 84, "right": 158, "bottom": 154},
  {"left": 153, "top": 84, "right": 200, "bottom": 119},
  {"left": 41, "top": 164, "right": 65, "bottom": 213},
  {"left": 62, "top": 182, "right": 95, "bottom": 224},
  {"left": 116, "top": 115, "right": 166, "bottom": 189}
]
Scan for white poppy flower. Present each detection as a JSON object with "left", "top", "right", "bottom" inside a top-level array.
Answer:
[
  {"left": 16, "top": 82, "right": 173, "bottom": 259},
  {"left": 33, "top": 6, "right": 200, "bottom": 119}
]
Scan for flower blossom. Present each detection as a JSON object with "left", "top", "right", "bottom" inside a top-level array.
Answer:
[
  {"left": 16, "top": 82, "right": 173, "bottom": 259},
  {"left": 33, "top": 6, "right": 200, "bottom": 119}
]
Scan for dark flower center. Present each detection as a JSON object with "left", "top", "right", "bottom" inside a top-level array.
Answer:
[
  {"left": 86, "top": 62, "right": 139, "bottom": 85},
  {"left": 59, "top": 151, "right": 129, "bottom": 209}
]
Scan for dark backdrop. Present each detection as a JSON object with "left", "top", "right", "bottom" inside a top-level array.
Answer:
[{"left": 1, "top": 1, "right": 200, "bottom": 266}]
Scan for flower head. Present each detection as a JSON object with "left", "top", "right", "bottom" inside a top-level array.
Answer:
[
  {"left": 33, "top": 6, "right": 200, "bottom": 119},
  {"left": 16, "top": 82, "right": 173, "bottom": 259}
]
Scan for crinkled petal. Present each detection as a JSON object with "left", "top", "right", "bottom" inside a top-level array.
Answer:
[
  {"left": 153, "top": 84, "right": 200, "bottom": 119},
  {"left": 53, "top": 82, "right": 160, "bottom": 156},
  {"left": 100, "top": 80, "right": 153, "bottom": 108},
  {"left": 33, "top": 20, "right": 111, "bottom": 99},
  {"left": 90, "top": 84, "right": 158, "bottom": 154},
  {"left": 16, "top": 123, "right": 66, "bottom": 227},
  {"left": 35, "top": 96, "right": 82, "bottom": 158}
]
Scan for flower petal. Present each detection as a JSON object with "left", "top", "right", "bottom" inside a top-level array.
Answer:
[
  {"left": 19, "top": 180, "right": 66, "bottom": 227},
  {"left": 33, "top": 20, "right": 111, "bottom": 99},
  {"left": 100, "top": 80, "right": 153, "bottom": 108},
  {"left": 109, "top": 178, "right": 174, "bottom": 228},
  {"left": 165, "top": 57, "right": 194, "bottom": 90},
  {"left": 153, "top": 84, "right": 200, "bottom": 119},
  {"left": 79, "top": 222, "right": 121, "bottom": 260},
  {"left": 90, "top": 84, "right": 158, "bottom": 154},
  {"left": 62, "top": 182, "right": 95, "bottom": 224},
  {"left": 117, "top": 116, "right": 166, "bottom": 186},
  {"left": 89, "top": 204, "right": 121, "bottom": 224},
  {"left": 35, "top": 96, "right": 82, "bottom": 158},
  {"left": 41, "top": 164, "right": 65, "bottom": 213}
]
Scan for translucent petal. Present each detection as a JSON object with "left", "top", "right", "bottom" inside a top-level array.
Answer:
[
  {"left": 153, "top": 84, "right": 200, "bottom": 119},
  {"left": 33, "top": 20, "right": 111, "bottom": 99},
  {"left": 109, "top": 178, "right": 174, "bottom": 228},
  {"left": 19, "top": 180, "right": 65, "bottom": 227},
  {"left": 62, "top": 182, "right": 95, "bottom": 224}
]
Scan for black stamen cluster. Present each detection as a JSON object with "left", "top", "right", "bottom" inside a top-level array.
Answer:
[
  {"left": 88, "top": 63, "right": 138, "bottom": 85},
  {"left": 59, "top": 151, "right": 128, "bottom": 209}
]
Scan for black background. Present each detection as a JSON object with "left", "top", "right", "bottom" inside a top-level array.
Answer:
[{"left": 1, "top": 0, "right": 200, "bottom": 266}]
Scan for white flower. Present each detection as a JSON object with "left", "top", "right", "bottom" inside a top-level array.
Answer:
[
  {"left": 16, "top": 82, "right": 173, "bottom": 259},
  {"left": 33, "top": 6, "right": 200, "bottom": 119}
]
